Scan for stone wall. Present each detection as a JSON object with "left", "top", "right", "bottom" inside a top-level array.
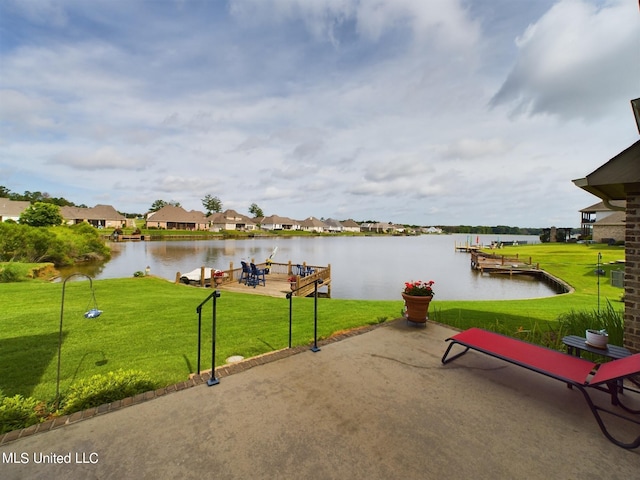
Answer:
[{"left": 624, "top": 191, "right": 640, "bottom": 353}]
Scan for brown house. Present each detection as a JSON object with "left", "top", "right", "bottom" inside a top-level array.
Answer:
[
  {"left": 60, "top": 204, "right": 130, "bottom": 229},
  {"left": 0, "top": 199, "right": 30, "bottom": 222},
  {"left": 573, "top": 139, "right": 640, "bottom": 353},
  {"left": 145, "top": 205, "right": 209, "bottom": 230},
  {"left": 209, "top": 209, "right": 256, "bottom": 231},
  {"left": 579, "top": 200, "right": 625, "bottom": 239}
]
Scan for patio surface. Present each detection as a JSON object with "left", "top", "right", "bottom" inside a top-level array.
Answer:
[{"left": 1, "top": 320, "right": 638, "bottom": 479}]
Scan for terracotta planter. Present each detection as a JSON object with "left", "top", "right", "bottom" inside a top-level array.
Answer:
[{"left": 402, "top": 293, "right": 433, "bottom": 323}]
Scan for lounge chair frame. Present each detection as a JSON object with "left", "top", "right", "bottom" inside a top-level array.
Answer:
[{"left": 441, "top": 328, "right": 640, "bottom": 449}]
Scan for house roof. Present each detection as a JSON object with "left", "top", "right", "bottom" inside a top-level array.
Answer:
[
  {"left": 210, "top": 210, "right": 255, "bottom": 226},
  {"left": 580, "top": 200, "right": 626, "bottom": 213},
  {"left": 0, "top": 199, "right": 30, "bottom": 217},
  {"left": 593, "top": 211, "right": 626, "bottom": 226},
  {"left": 59, "top": 204, "right": 126, "bottom": 221},
  {"left": 573, "top": 140, "right": 640, "bottom": 201},
  {"left": 261, "top": 215, "right": 296, "bottom": 225},
  {"left": 341, "top": 219, "right": 360, "bottom": 228},
  {"left": 147, "top": 205, "right": 208, "bottom": 223},
  {"left": 324, "top": 218, "right": 344, "bottom": 228},
  {"left": 300, "top": 216, "right": 327, "bottom": 228}
]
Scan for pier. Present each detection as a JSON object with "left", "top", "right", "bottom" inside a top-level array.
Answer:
[
  {"left": 469, "top": 250, "right": 571, "bottom": 294},
  {"left": 175, "top": 261, "right": 331, "bottom": 298}
]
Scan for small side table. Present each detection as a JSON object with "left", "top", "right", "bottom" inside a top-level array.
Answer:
[
  {"left": 562, "top": 335, "right": 634, "bottom": 393},
  {"left": 562, "top": 335, "right": 631, "bottom": 360}
]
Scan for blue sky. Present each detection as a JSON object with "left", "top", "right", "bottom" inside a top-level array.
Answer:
[{"left": 1, "top": 0, "right": 638, "bottom": 227}]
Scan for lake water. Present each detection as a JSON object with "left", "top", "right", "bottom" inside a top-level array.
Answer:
[{"left": 61, "top": 234, "right": 557, "bottom": 301}]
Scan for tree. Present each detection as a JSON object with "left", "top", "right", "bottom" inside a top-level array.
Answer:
[
  {"left": 19, "top": 202, "right": 63, "bottom": 227},
  {"left": 149, "top": 200, "right": 168, "bottom": 213},
  {"left": 149, "top": 200, "right": 180, "bottom": 213},
  {"left": 248, "top": 203, "right": 264, "bottom": 218},
  {"left": 202, "top": 195, "right": 222, "bottom": 215}
]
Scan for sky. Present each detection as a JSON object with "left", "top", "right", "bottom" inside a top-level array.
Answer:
[{"left": 1, "top": 0, "right": 639, "bottom": 227}]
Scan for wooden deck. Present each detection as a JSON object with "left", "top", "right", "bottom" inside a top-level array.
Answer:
[
  {"left": 469, "top": 251, "right": 571, "bottom": 293},
  {"left": 176, "top": 262, "right": 331, "bottom": 298},
  {"left": 217, "top": 273, "right": 297, "bottom": 297}
]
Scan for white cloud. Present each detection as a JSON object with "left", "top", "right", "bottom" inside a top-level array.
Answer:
[
  {"left": 51, "top": 147, "right": 153, "bottom": 171},
  {"left": 490, "top": 0, "right": 640, "bottom": 119}
]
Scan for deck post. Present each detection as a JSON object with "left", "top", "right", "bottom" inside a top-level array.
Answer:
[
  {"left": 200, "top": 266, "right": 206, "bottom": 287},
  {"left": 175, "top": 272, "right": 181, "bottom": 284}
]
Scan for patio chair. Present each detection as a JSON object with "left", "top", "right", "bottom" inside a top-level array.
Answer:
[
  {"left": 239, "top": 261, "right": 251, "bottom": 285},
  {"left": 249, "top": 263, "right": 266, "bottom": 287},
  {"left": 441, "top": 327, "right": 640, "bottom": 449}
]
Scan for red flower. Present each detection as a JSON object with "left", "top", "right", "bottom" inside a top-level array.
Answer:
[{"left": 403, "top": 280, "right": 435, "bottom": 297}]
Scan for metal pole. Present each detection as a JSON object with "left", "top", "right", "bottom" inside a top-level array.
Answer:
[
  {"left": 56, "top": 273, "right": 96, "bottom": 410},
  {"left": 597, "top": 252, "right": 602, "bottom": 315},
  {"left": 208, "top": 290, "right": 221, "bottom": 386},
  {"left": 196, "top": 307, "right": 202, "bottom": 375},
  {"left": 311, "top": 279, "right": 323, "bottom": 353},
  {"left": 287, "top": 291, "right": 293, "bottom": 349}
]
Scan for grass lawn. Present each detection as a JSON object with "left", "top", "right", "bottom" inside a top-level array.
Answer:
[{"left": 0, "top": 241, "right": 626, "bottom": 404}]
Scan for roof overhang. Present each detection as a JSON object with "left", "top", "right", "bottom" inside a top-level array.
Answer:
[{"left": 572, "top": 140, "right": 640, "bottom": 202}]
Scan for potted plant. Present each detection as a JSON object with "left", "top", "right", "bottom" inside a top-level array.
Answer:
[
  {"left": 288, "top": 275, "right": 298, "bottom": 291},
  {"left": 402, "top": 280, "right": 435, "bottom": 324},
  {"left": 213, "top": 269, "right": 225, "bottom": 286},
  {"left": 585, "top": 329, "right": 608, "bottom": 349}
]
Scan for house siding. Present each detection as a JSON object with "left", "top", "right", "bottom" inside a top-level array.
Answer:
[
  {"left": 593, "top": 224, "right": 625, "bottom": 243},
  {"left": 625, "top": 191, "right": 640, "bottom": 353}
]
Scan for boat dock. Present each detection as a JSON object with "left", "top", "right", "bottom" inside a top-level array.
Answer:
[
  {"left": 469, "top": 250, "right": 571, "bottom": 293},
  {"left": 175, "top": 261, "right": 331, "bottom": 298}
]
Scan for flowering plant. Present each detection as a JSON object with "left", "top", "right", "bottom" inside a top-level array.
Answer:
[
  {"left": 288, "top": 275, "right": 297, "bottom": 283},
  {"left": 213, "top": 269, "right": 224, "bottom": 277},
  {"left": 403, "top": 280, "right": 435, "bottom": 297}
]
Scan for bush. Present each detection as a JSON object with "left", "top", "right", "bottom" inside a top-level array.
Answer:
[
  {"left": 557, "top": 300, "right": 624, "bottom": 346},
  {"left": 0, "top": 262, "right": 23, "bottom": 283},
  {"left": 61, "top": 369, "right": 159, "bottom": 414},
  {"left": 0, "top": 390, "right": 42, "bottom": 434},
  {"left": 0, "top": 222, "right": 110, "bottom": 267}
]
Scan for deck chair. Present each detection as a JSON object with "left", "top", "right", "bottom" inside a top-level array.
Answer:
[
  {"left": 239, "top": 261, "right": 251, "bottom": 285},
  {"left": 441, "top": 328, "right": 640, "bottom": 449},
  {"left": 249, "top": 263, "right": 266, "bottom": 287}
]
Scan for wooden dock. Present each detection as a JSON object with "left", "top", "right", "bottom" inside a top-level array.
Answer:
[
  {"left": 469, "top": 250, "right": 571, "bottom": 294},
  {"left": 175, "top": 261, "right": 331, "bottom": 298}
]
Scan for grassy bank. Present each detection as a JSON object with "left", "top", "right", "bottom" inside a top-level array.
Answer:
[{"left": 0, "top": 242, "right": 625, "bottom": 406}]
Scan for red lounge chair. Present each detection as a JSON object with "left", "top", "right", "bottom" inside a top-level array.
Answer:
[{"left": 441, "top": 328, "right": 640, "bottom": 449}]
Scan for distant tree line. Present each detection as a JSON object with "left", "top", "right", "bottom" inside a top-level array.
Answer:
[
  {"left": 438, "top": 225, "right": 543, "bottom": 235},
  {"left": 0, "top": 185, "right": 81, "bottom": 207}
]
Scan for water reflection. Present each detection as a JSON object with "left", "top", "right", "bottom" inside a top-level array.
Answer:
[{"left": 59, "top": 234, "right": 556, "bottom": 301}]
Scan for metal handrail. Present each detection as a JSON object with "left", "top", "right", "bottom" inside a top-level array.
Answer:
[{"left": 196, "top": 290, "right": 221, "bottom": 385}]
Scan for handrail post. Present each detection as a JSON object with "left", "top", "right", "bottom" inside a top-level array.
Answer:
[
  {"left": 208, "top": 290, "right": 221, "bottom": 386},
  {"left": 197, "top": 307, "right": 202, "bottom": 374},
  {"left": 196, "top": 290, "right": 222, "bottom": 385},
  {"left": 286, "top": 291, "right": 293, "bottom": 348},
  {"left": 311, "top": 279, "right": 323, "bottom": 352}
]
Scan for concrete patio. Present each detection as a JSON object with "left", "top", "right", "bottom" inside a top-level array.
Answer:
[{"left": 1, "top": 320, "right": 638, "bottom": 479}]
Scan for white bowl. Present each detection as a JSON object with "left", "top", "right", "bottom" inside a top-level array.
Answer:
[{"left": 585, "top": 329, "right": 608, "bottom": 348}]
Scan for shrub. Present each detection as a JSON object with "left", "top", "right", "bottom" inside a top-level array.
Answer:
[
  {"left": 0, "top": 390, "right": 42, "bottom": 434},
  {"left": 61, "top": 369, "right": 159, "bottom": 414},
  {"left": 557, "top": 300, "right": 624, "bottom": 346},
  {"left": 0, "top": 262, "right": 23, "bottom": 283}
]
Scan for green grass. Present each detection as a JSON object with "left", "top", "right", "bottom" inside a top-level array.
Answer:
[
  {"left": 0, "top": 242, "right": 626, "bottom": 407},
  {"left": 0, "top": 277, "right": 398, "bottom": 402}
]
